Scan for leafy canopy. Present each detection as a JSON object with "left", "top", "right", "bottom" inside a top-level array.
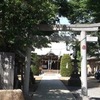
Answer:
[
  {"left": 65, "top": 0, "right": 100, "bottom": 57},
  {"left": 0, "top": 0, "right": 58, "bottom": 53}
]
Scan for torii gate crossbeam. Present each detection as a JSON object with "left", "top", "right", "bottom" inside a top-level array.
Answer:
[{"left": 33, "top": 23, "right": 100, "bottom": 31}]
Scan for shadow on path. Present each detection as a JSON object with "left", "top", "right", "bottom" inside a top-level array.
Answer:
[{"left": 32, "top": 73, "right": 76, "bottom": 100}]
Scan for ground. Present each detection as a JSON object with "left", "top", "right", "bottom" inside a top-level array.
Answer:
[
  {"left": 28, "top": 72, "right": 100, "bottom": 100},
  {"left": 29, "top": 75, "right": 42, "bottom": 92}
]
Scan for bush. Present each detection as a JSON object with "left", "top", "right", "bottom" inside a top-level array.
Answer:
[
  {"left": 60, "top": 54, "right": 73, "bottom": 77},
  {"left": 31, "top": 53, "right": 40, "bottom": 75},
  {"left": 31, "top": 65, "right": 39, "bottom": 75}
]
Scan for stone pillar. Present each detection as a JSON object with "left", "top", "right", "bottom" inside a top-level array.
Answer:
[{"left": 81, "top": 31, "right": 88, "bottom": 96}]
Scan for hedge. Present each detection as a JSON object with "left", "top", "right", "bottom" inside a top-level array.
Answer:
[{"left": 60, "top": 54, "right": 73, "bottom": 77}]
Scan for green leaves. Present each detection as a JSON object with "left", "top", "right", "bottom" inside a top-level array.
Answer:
[
  {"left": 60, "top": 54, "right": 73, "bottom": 77},
  {"left": 54, "top": 0, "right": 70, "bottom": 17},
  {"left": 87, "top": 0, "right": 100, "bottom": 22},
  {"left": 67, "top": 0, "right": 91, "bottom": 24},
  {"left": 0, "top": 0, "right": 58, "bottom": 53},
  {"left": 66, "top": 0, "right": 100, "bottom": 57}
]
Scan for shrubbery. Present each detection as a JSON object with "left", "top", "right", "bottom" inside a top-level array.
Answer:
[
  {"left": 31, "top": 53, "right": 40, "bottom": 75},
  {"left": 60, "top": 54, "right": 73, "bottom": 77},
  {"left": 31, "top": 65, "right": 40, "bottom": 75}
]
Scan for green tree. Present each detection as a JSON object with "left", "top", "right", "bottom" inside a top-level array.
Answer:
[
  {"left": 60, "top": 54, "right": 73, "bottom": 77},
  {"left": 64, "top": 0, "right": 100, "bottom": 58},
  {"left": 0, "top": 0, "right": 59, "bottom": 94},
  {"left": 0, "top": 0, "right": 58, "bottom": 53},
  {"left": 87, "top": 0, "right": 100, "bottom": 23},
  {"left": 86, "top": 1, "right": 100, "bottom": 57},
  {"left": 54, "top": 0, "right": 70, "bottom": 17},
  {"left": 67, "top": 0, "right": 91, "bottom": 24}
]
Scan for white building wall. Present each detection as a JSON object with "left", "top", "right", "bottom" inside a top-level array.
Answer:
[{"left": 33, "top": 42, "right": 73, "bottom": 56}]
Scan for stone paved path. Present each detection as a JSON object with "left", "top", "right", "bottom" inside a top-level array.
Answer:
[{"left": 32, "top": 73, "right": 76, "bottom": 100}]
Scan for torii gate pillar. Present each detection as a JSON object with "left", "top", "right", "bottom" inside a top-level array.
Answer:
[{"left": 81, "top": 31, "right": 87, "bottom": 96}]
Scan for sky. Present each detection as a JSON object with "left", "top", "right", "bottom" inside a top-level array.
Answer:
[
  {"left": 34, "top": 17, "right": 73, "bottom": 56},
  {"left": 59, "top": 16, "right": 70, "bottom": 25}
]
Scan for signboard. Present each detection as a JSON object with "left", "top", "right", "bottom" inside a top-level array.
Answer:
[
  {"left": 0, "top": 52, "right": 15, "bottom": 89},
  {"left": 76, "top": 35, "right": 98, "bottom": 42}
]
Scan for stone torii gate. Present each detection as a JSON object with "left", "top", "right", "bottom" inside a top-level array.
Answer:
[
  {"left": 36, "top": 23, "right": 100, "bottom": 96},
  {"left": 24, "top": 23, "right": 100, "bottom": 97}
]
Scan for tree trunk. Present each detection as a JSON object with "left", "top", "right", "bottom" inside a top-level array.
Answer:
[{"left": 23, "top": 47, "right": 31, "bottom": 95}]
